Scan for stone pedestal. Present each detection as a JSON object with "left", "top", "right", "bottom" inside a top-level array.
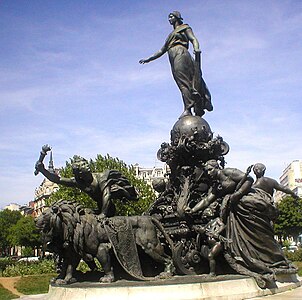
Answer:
[{"left": 47, "top": 275, "right": 301, "bottom": 300}]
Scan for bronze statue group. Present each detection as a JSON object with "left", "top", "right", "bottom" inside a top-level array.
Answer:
[{"left": 35, "top": 11, "right": 298, "bottom": 289}]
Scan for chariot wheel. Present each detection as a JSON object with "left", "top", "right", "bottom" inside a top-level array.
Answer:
[{"left": 172, "top": 241, "right": 208, "bottom": 275}]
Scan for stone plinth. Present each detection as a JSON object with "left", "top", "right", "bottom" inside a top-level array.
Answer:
[{"left": 47, "top": 275, "right": 301, "bottom": 300}]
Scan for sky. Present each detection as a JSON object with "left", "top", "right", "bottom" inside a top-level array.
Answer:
[{"left": 0, "top": 0, "right": 301, "bottom": 209}]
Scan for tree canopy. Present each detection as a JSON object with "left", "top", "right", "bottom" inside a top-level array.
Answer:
[
  {"left": 0, "top": 209, "right": 22, "bottom": 255},
  {"left": 274, "top": 196, "right": 302, "bottom": 241},
  {"left": 47, "top": 154, "right": 156, "bottom": 216},
  {"left": 8, "top": 216, "right": 41, "bottom": 249}
]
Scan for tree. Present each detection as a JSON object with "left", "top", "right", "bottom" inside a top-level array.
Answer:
[
  {"left": 8, "top": 216, "right": 41, "bottom": 249},
  {"left": 0, "top": 209, "right": 22, "bottom": 256},
  {"left": 274, "top": 196, "right": 302, "bottom": 242},
  {"left": 47, "top": 154, "right": 156, "bottom": 216}
]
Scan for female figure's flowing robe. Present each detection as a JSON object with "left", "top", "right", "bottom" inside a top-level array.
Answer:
[
  {"left": 165, "top": 24, "right": 212, "bottom": 116},
  {"left": 224, "top": 188, "right": 296, "bottom": 287}
]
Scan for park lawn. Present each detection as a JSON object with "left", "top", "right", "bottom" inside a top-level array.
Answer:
[
  {"left": 0, "top": 283, "right": 18, "bottom": 300},
  {"left": 15, "top": 274, "right": 56, "bottom": 295},
  {"left": 9, "top": 264, "right": 302, "bottom": 296},
  {"left": 293, "top": 261, "right": 302, "bottom": 276}
]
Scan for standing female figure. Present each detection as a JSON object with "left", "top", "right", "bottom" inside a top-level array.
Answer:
[{"left": 139, "top": 11, "right": 212, "bottom": 118}]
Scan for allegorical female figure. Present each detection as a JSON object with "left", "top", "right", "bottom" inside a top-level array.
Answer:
[
  {"left": 222, "top": 163, "right": 298, "bottom": 287},
  {"left": 139, "top": 11, "right": 212, "bottom": 118},
  {"left": 186, "top": 160, "right": 297, "bottom": 287}
]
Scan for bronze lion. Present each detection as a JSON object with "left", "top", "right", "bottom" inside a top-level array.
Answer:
[{"left": 36, "top": 200, "right": 174, "bottom": 284}]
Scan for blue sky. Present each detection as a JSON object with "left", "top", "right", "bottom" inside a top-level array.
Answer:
[{"left": 0, "top": 1, "right": 301, "bottom": 208}]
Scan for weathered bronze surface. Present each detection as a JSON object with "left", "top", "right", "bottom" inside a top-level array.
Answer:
[
  {"left": 139, "top": 11, "right": 212, "bottom": 118},
  {"left": 35, "top": 11, "right": 298, "bottom": 289},
  {"left": 35, "top": 151, "right": 137, "bottom": 218}
]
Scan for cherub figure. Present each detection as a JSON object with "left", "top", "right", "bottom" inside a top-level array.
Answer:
[{"left": 193, "top": 217, "right": 226, "bottom": 276}]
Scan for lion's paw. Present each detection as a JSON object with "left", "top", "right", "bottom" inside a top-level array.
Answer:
[
  {"left": 50, "top": 277, "right": 59, "bottom": 284},
  {"left": 66, "top": 277, "right": 77, "bottom": 284},
  {"left": 54, "top": 279, "right": 68, "bottom": 285},
  {"left": 156, "top": 271, "right": 173, "bottom": 280},
  {"left": 54, "top": 277, "right": 77, "bottom": 285},
  {"left": 99, "top": 274, "right": 115, "bottom": 283}
]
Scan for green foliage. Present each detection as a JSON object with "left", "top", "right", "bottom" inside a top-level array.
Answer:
[
  {"left": 0, "top": 213, "right": 40, "bottom": 257},
  {"left": 282, "top": 240, "right": 291, "bottom": 249},
  {"left": 76, "top": 260, "right": 91, "bottom": 273},
  {"left": 274, "top": 196, "right": 302, "bottom": 240},
  {"left": 93, "top": 154, "right": 156, "bottom": 215},
  {"left": 8, "top": 216, "right": 41, "bottom": 248},
  {"left": 293, "top": 261, "right": 302, "bottom": 276},
  {"left": 2, "top": 259, "right": 56, "bottom": 277},
  {"left": 0, "top": 258, "right": 15, "bottom": 276},
  {"left": 48, "top": 153, "right": 156, "bottom": 215},
  {"left": 0, "top": 210, "right": 22, "bottom": 255},
  {"left": 284, "top": 248, "right": 302, "bottom": 262},
  {"left": 21, "top": 247, "right": 34, "bottom": 257},
  {"left": 76, "top": 258, "right": 103, "bottom": 273},
  {"left": 15, "top": 274, "right": 56, "bottom": 295},
  {"left": 0, "top": 284, "right": 18, "bottom": 300}
]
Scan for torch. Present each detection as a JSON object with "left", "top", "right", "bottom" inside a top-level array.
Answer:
[{"left": 34, "top": 144, "right": 52, "bottom": 175}]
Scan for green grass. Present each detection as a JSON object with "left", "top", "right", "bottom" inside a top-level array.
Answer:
[
  {"left": 0, "top": 284, "right": 18, "bottom": 300},
  {"left": 293, "top": 261, "right": 302, "bottom": 276},
  {"left": 15, "top": 274, "right": 56, "bottom": 295},
  {"left": 7, "top": 262, "right": 302, "bottom": 296}
]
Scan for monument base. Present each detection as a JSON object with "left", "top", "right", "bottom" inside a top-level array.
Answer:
[{"left": 47, "top": 274, "right": 301, "bottom": 300}]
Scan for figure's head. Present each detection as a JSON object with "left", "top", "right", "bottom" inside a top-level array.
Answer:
[
  {"left": 204, "top": 159, "right": 220, "bottom": 179},
  {"left": 152, "top": 178, "right": 166, "bottom": 194},
  {"left": 253, "top": 163, "right": 266, "bottom": 178},
  {"left": 71, "top": 155, "right": 91, "bottom": 179},
  {"left": 168, "top": 11, "right": 183, "bottom": 25}
]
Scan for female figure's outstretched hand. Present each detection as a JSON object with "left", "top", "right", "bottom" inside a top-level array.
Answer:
[{"left": 139, "top": 58, "right": 149, "bottom": 64}]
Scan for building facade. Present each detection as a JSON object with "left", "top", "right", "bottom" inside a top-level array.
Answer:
[
  {"left": 33, "top": 177, "right": 59, "bottom": 217},
  {"left": 275, "top": 160, "right": 302, "bottom": 202},
  {"left": 3, "top": 203, "right": 34, "bottom": 216},
  {"left": 19, "top": 202, "right": 34, "bottom": 216},
  {"left": 3, "top": 203, "right": 21, "bottom": 211},
  {"left": 32, "top": 151, "right": 60, "bottom": 217},
  {"left": 134, "top": 163, "right": 168, "bottom": 187}
]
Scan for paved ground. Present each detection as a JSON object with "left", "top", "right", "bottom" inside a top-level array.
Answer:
[
  {"left": 247, "top": 285, "right": 302, "bottom": 300},
  {"left": 0, "top": 276, "right": 47, "bottom": 299},
  {"left": 19, "top": 295, "right": 47, "bottom": 300},
  {"left": 0, "top": 276, "right": 23, "bottom": 297}
]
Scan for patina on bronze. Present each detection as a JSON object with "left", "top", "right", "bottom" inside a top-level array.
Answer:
[
  {"left": 35, "top": 148, "right": 137, "bottom": 218},
  {"left": 139, "top": 11, "right": 212, "bottom": 118},
  {"left": 35, "top": 11, "right": 298, "bottom": 289}
]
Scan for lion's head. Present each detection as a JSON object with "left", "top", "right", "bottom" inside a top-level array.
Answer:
[{"left": 35, "top": 200, "right": 85, "bottom": 252}]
